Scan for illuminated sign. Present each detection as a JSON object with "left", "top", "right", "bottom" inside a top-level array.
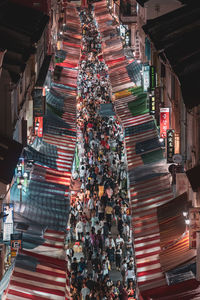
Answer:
[
  {"left": 34, "top": 117, "right": 43, "bottom": 137},
  {"left": 167, "top": 129, "right": 175, "bottom": 163},
  {"left": 189, "top": 207, "right": 200, "bottom": 249},
  {"left": 143, "top": 65, "right": 150, "bottom": 92},
  {"left": 11, "top": 233, "right": 22, "bottom": 257},
  {"left": 3, "top": 204, "right": 14, "bottom": 241},
  {"left": 160, "top": 108, "right": 169, "bottom": 138},
  {"left": 155, "top": 87, "right": 162, "bottom": 125},
  {"left": 150, "top": 66, "right": 156, "bottom": 90},
  {"left": 149, "top": 95, "right": 155, "bottom": 115}
]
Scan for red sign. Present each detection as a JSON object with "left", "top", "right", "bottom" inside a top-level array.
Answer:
[
  {"left": 160, "top": 108, "right": 169, "bottom": 138},
  {"left": 34, "top": 117, "right": 43, "bottom": 137}
]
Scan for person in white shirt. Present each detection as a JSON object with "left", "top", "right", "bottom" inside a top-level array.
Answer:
[
  {"left": 81, "top": 283, "right": 90, "bottom": 300},
  {"left": 79, "top": 165, "right": 86, "bottom": 182},
  {"left": 126, "top": 266, "right": 136, "bottom": 284},
  {"left": 105, "top": 236, "right": 115, "bottom": 249},
  {"left": 94, "top": 221, "right": 101, "bottom": 234},
  {"left": 76, "top": 220, "right": 84, "bottom": 241},
  {"left": 115, "top": 234, "right": 124, "bottom": 248}
]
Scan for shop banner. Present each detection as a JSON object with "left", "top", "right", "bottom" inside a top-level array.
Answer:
[
  {"left": 143, "top": 64, "right": 150, "bottom": 92},
  {"left": 160, "top": 108, "right": 169, "bottom": 138},
  {"left": 150, "top": 66, "right": 156, "bottom": 90},
  {"left": 167, "top": 129, "right": 175, "bottom": 163},
  {"left": 3, "top": 204, "right": 14, "bottom": 241},
  {"left": 189, "top": 207, "right": 200, "bottom": 249},
  {"left": 149, "top": 95, "right": 155, "bottom": 115},
  {"left": 34, "top": 117, "right": 43, "bottom": 137},
  {"left": 11, "top": 233, "right": 22, "bottom": 258}
]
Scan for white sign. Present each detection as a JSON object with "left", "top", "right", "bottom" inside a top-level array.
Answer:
[
  {"left": 3, "top": 204, "right": 14, "bottom": 241},
  {"left": 143, "top": 65, "right": 150, "bottom": 92}
]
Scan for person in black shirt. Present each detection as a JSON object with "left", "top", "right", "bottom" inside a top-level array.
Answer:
[
  {"left": 118, "top": 217, "right": 124, "bottom": 237},
  {"left": 71, "top": 257, "right": 78, "bottom": 276}
]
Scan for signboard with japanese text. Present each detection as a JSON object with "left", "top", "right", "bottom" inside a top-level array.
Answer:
[
  {"left": 189, "top": 207, "right": 200, "bottom": 249},
  {"left": 34, "top": 117, "right": 43, "bottom": 137},
  {"left": 3, "top": 204, "right": 14, "bottom": 241},
  {"left": 167, "top": 129, "right": 175, "bottom": 163},
  {"left": 143, "top": 64, "right": 150, "bottom": 92},
  {"left": 160, "top": 108, "right": 170, "bottom": 138}
]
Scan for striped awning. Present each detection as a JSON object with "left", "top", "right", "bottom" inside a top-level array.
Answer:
[
  {"left": 141, "top": 279, "right": 200, "bottom": 300},
  {"left": 5, "top": 230, "right": 71, "bottom": 300}
]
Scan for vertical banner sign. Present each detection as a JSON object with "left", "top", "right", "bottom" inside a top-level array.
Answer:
[
  {"left": 149, "top": 95, "right": 155, "bottom": 115},
  {"left": 155, "top": 87, "right": 162, "bottom": 125},
  {"left": 34, "top": 117, "right": 43, "bottom": 137},
  {"left": 189, "top": 207, "right": 200, "bottom": 249},
  {"left": 143, "top": 64, "right": 150, "bottom": 92},
  {"left": 11, "top": 233, "right": 22, "bottom": 258},
  {"left": 3, "top": 204, "right": 14, "bottom": 241},
  {"left": 167, "top": 129, "right": 175, "bottom": 163},
  {"left": 160, "top": 108, "right": 169, "bottom": 138},
  {"left": 150, "top": 66, "right": 156, "bottom": 90}
]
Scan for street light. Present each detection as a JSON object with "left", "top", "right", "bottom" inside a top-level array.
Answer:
[
  {"left": 185, "top": 219, "right": 190, "bottom": 225},
  {"left": 17, "top": 182, "right": 22, "bottom": 208}
]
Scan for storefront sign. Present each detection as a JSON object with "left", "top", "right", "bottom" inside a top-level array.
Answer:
[
  {"left": 150, "top": 66, "right": 156, "bottom": 90},
  {"left": 32, "top": 88, "right": 46, "bottom": 117},
  {"left": 143, "top": 64, "right": 150, "bottom": 92},
  {"left": 34, "top": 117, "right": 43, "bottom": 137},
  {"left": 149, "top": 95, "right": 155, "bottom": 115},
  {"left": 155, "top": 87, "right": 162, "bottom": 125},
  {"left": 189, "top": 207, "right": 200, "bottom": 249},
  {"left": 167, "top": 129, "right": 175, "bottom": 163},
  {"left": 160, "top": 108, "right": 170, "bottom": 138},
  {"left": 3, "top": 204, "right": 14, "bottom": 241},
  {"left": 11, "top": 233, "right": 22, "bottom": 257}
]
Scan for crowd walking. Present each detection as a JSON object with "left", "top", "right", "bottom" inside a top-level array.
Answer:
[{"left": 67, "top": 6, "right": 136, "bottom": 300}]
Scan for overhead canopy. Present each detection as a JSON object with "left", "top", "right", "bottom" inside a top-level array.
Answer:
[
  {"left": 143, "top": 2, "right": 200, "bottom": 109},
  {"left": 157, "top": 192, "right": 187, "bottom": 249},
  {"left": 0, "top": 135, "right": 23, "bottom": 184}
]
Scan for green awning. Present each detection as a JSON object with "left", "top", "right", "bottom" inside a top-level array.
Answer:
[{"left": 128, "top": 92, "right": 148, "bottom": 116}]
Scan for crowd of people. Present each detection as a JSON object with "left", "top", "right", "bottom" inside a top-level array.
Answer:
[{"left": 66, "top": 7, "right": 136, "bottom": 300}]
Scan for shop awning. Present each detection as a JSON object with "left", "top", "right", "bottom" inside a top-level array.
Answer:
[
  {"left": 5, "top": 230, "right": 71, "bottom": 300},
  {"left": 0, "top": 135, "right": 23, "bottom": 184},
  {"left": 157, "top": 192, "right": 187, "bottom": 249},
  {"left": 141, "top": 279, "right": 200, "bottom": 300},
  {"left": 160, "top": 232, "right": 196, "bottom": 272},
  {"left": 186, "top": 164, "right": 200, "bottom": 191},
  {"left": 143, "top": 2, "right": 200, "bottom": 109}
]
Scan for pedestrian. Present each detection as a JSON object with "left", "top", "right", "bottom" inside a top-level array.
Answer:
[
  {"left": 115, "top": 244, "right": 122, "bottom": 271},
  {"left": 117, "top": 217, "right": 123, "bottom": 237},
  {"left": 76, "top": 220, "right": 84, "bottom": 241}
]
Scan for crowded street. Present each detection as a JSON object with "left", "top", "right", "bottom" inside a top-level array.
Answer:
[
  {"left": 67, "top": 7, "right": 136, "bottom": 300},
  {"left": 1, "top": 1, "right": 199, "bottom": 300}
]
